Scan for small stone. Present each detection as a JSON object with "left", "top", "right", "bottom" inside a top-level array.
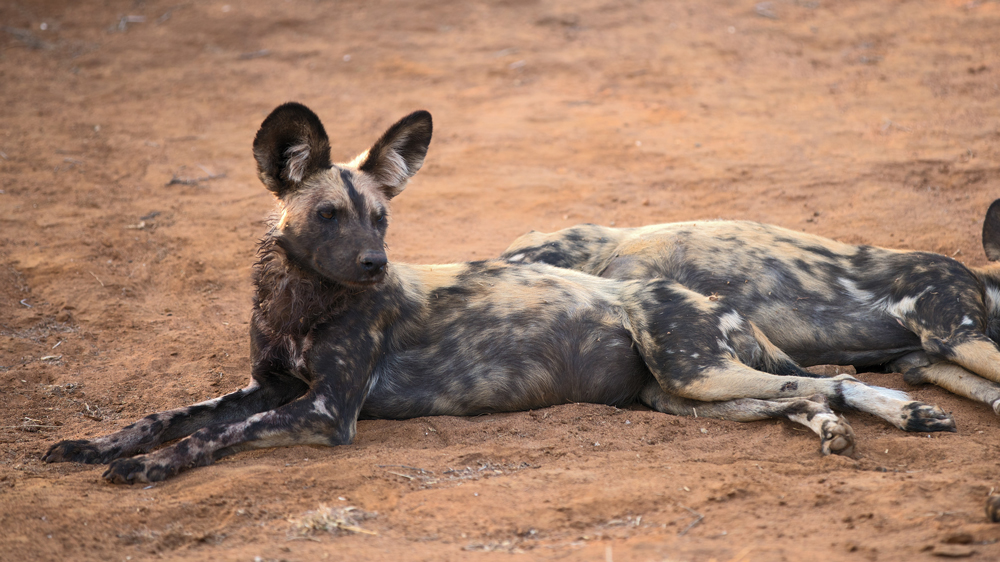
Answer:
[
  {"left": 942, "top": 533, "right": 973, "bottom": 545},
  {"left": 932, "top": 544, "right": 975, "bottom": 558}
]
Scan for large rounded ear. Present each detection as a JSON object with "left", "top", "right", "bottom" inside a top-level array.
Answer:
[
  {"left": 253, "top": 102, "right": 332, "bottom": 198},
  {"left": 356, "top": 110, "right": 432, "bottom": 199},
  {"left": 984, "top": 199, "right": 1000, "bottom": 262}
]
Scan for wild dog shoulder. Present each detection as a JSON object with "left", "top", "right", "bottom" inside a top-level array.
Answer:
[{"left": 502, "top": 224, "right": 626, "bottom": 270}]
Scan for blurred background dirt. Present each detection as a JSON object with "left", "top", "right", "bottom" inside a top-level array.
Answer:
[{"left": 2, "top": 0, "right": 1000, "bottom": 560}]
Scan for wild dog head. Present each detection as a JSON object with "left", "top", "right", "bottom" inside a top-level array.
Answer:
[
  {"left": 253, "top": 102, "right": 432, "bottom": 286},
  {"left": 976, "top": 198, "right": 1000, "bottom": 340},
  {"left": 501, "top": 224, "right": 623, "bottom": 273}
]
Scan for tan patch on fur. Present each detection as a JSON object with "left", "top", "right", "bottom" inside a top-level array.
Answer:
[
  {"left": 909, "top": 361, "right": 1000, "bottom": 410},
  {"left": 950, "top": 339, "right": 1000, "bottom": 384}
]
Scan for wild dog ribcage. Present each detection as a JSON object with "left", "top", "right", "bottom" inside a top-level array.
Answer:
[{"left": 361, "top": 262, "right": 653, "bottom": 418}]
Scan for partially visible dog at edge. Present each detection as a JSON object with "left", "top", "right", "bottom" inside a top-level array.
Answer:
[
  {"left": 43, "top": 103, "right": 954, "bottom": 484},
  {"left": 502, "top": 204, "right": 1000, "bottom": 417},
  {"left": 501, "top": 200, "right": 1000, "bottom": 522}
]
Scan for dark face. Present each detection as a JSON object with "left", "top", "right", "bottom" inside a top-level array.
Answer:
[
  {"left": 252, "top": 102, "right": 433, "bottom": 288},
  {"left": 276, "top": 167, "right": 391, "bottom": 286}
]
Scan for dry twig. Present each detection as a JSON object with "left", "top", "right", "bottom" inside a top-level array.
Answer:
[
  {"left": 678, "top": 504, "right": 704, "bottom": 536},
  {"left": 166, "top": 167, "right": 226, "bottom": 186}
]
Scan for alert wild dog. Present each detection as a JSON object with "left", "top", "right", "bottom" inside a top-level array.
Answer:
[
  {"left": 44, "top": 103, "right": 952, "bottom": 483},
  {"left": 502, "top": 209, "right": 1000, "bottom": 418}
]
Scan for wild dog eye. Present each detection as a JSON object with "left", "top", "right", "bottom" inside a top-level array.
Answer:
[
  {"left": 373, "top": 212, "right": 386, "bottom": 225},
  {"left": 318, "top": 208, "right": 336, "bottom": 221}
]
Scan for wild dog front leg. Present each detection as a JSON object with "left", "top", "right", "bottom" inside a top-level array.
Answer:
[
  {"left": 890, "top": 351, "right": 1000, "bottom": 415},
  {"left": 925, "top": 333, "right": 1000, "bottom": 387},
  {"left": 102, "top": 389, "right": 353, "bottom": 484},
  {"left": 102, "top": 326, "right": 379, "bottom": 483},
  {"left": 899, "top": 290, "right": 1000, "bottom": 387},
  {"left": 44, "top": 377, "right": 306, "bottom": 465},
  {"left": 639, "top": 383, "right": 855, "bottom": 456}
]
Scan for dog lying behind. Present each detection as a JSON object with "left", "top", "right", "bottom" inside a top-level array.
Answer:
[
  {"left": 502, "top": 205, "right": 1000, "bottom": 418},
  {"left": 44, "top": 103, "right": 952, "bottom": 483}
]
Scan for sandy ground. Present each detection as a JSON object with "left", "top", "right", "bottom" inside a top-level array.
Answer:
[{"left": 2, "top": 0, "right": 1000, "bottom": 560}]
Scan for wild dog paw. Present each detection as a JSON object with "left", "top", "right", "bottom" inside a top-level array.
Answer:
[
  {"left": 43, "top": 439, "right": 121, "bottom": 464},
  {"left": 987, "top": 496, "right": 1000, "bottom": 523},
  {"left": 819, "top": 416, "right": 856, "bottom": 457},
  {"left": 103, "top": 455, "right": 179, "bottom": 484},
  {"left": 901, "top": 402, "right": 957, "bottom": 433}
]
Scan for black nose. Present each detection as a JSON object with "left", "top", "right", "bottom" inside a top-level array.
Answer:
[{"left": 359, "top": 250, "right": 387, "bottom": 276}]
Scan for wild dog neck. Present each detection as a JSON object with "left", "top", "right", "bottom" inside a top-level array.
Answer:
[{"left": 252, "top": 232, "right": 369, "bottom": 338}]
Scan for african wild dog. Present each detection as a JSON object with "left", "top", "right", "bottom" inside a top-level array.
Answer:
[
  {"left": 502, "top": 210, "right": 1000, "bottom": 418},
  {"left": 43, "top": 103, "right": 952, "bottom": 483}
]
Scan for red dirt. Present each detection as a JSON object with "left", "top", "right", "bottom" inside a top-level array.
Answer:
[{"left": 2, "top": 1, "right": 1000, "bottom": 560}]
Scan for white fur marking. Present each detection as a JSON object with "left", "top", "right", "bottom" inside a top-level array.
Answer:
[
  {"left": 715, "top": 338, "right": 735, "bottom": 356},
  {"left": 787, "top": 410, "right": 840, "bottom": 437},
  {"left": 718, "top": 311, "right": 743, "bottom": 336},
  {"left": 882, "top": 294, "right": 921, "bottom": 321},
  {"left": 284, "top": 142, "right": 311, "bottom": 183},
  {"left": 987, "top": 286, "right": 1000, "bottom": 316},
  {"left": 379, "top": 135, "right": 412, "bottom": 187},
  {"left": 312, "top": 396, "right": 330, "bottom": 417},
  {"left": 842, "top": 382, "right": 909, "bottom": 403},
  {"left": 366, "top": 369, "right": 381, "bottom": 397},
  {"left": 838, "top": 277, "right": 875, "bottom": 304},
  {"left": 840, "top": 381, "right": 913, "bottom": 430}
]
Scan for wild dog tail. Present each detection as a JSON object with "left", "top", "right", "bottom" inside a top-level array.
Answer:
[{"left": 745, "top": 321, "right": 826, "bottom": 379}]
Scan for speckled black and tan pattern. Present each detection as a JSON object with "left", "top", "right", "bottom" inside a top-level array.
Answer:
[
  {"left": 502, "top": 201, "right": 1000, "bottom": 419},
  {"left": 43, "top": 103, "right": 947, "bottom": 484}
]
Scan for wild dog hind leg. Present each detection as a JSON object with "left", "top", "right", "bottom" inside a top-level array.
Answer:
[
  {"left": 639, "top": 383, "right": 855, "bottom": 456},
  {"left": 621, "top": 279, "right": 956, "bottom": 433}
]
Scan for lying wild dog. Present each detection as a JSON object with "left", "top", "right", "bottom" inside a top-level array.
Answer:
[
  {"left": 44, "top": 103, "right": 951, "bottom": 484},
  {"left": 502, "top": 208, "right": 1000, "bottom": 418}
]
